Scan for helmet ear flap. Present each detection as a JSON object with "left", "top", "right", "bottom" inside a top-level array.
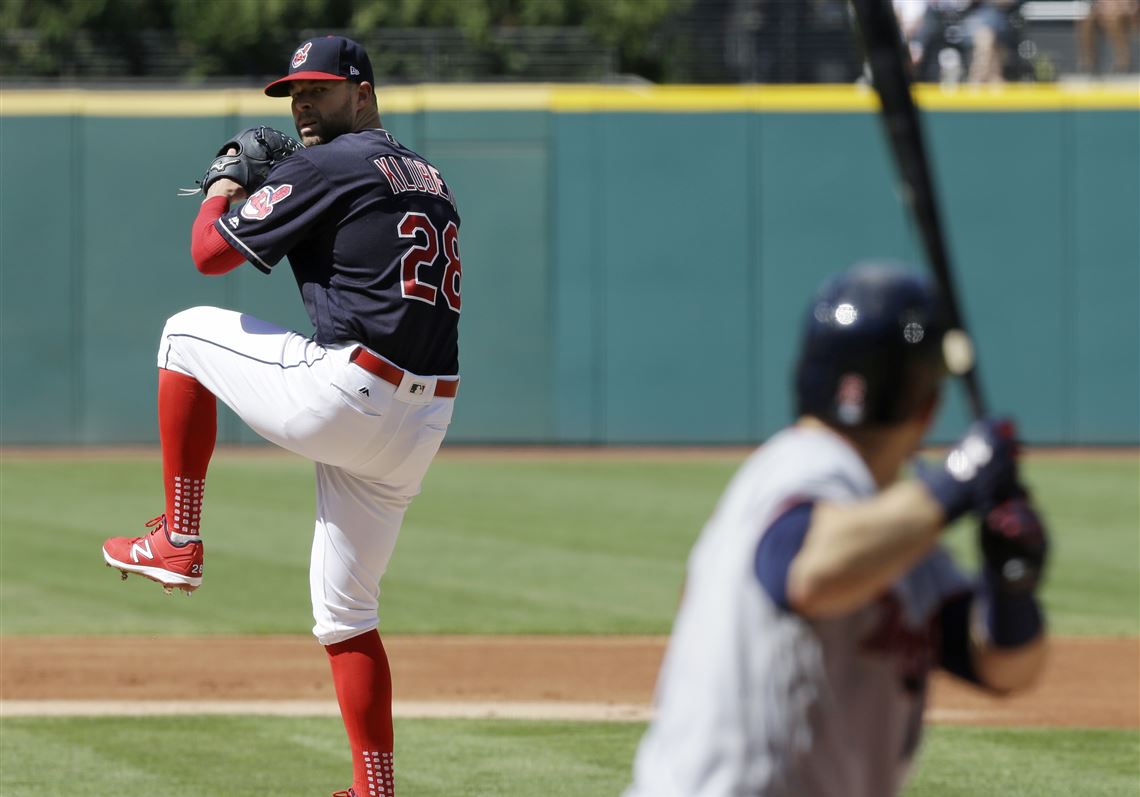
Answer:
[{"left": 834, "top": 372, "right": 870, "bottom": 426}]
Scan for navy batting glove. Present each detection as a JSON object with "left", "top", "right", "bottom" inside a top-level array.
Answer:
[
  {"left": 981, "top": 493, "right": 1049, "bottom": 596},
  {"left": 915, "top": 417, "right": 1020, "bottom": 524}
]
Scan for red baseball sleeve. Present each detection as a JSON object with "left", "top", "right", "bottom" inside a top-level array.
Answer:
[{"left": 190, "top": 196, "right": 246, "bottom": 275}]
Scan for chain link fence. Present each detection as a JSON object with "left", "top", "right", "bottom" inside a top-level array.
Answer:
[{"left": 1, "top": 0, "right": 1132, "bottom": 85}]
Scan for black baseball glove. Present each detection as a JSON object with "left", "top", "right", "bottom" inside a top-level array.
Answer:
[{"left": 185, "top": 126, "right": 303, "bottom": 196}]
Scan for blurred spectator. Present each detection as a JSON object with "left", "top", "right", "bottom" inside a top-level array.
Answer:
[
  {"left": 894, "top": 0, "right": 1022, "bottom": 83},
  {"left": 894, "top": 0, "right": 931, "bottom": 59},
  {"left": 1078, "top": 0, "right": 1140, "bottom": 74},
  {"left": 964, "top": 1, "right": 1022, "bottom": 82}
]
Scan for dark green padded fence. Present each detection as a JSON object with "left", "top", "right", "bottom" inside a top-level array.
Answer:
[{"left": 1, "top": 86, "right": 1136, "bottom": 445}]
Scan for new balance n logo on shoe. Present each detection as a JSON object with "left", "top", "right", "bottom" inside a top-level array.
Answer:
[
  {"left": 131, "top": 539, "right": 154, "bottom": 563},
  {"left": 358, "top": 386, "right": 370, "bottom": 396}
]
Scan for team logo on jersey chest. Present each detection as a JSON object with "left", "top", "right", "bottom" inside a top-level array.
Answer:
[
  {"left": 241, "top": 184, "right": 293, "bottom": 221},
  {"left": 291, "top": 42, "right": 313, "bottom": 68},
  {"left": 860, "top": 593, "right": 935, "bottom": 695}
]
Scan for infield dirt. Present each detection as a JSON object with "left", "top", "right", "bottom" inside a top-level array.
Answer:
[{"left": 2, "top": 635, "right": 1136, "bottom": 727}]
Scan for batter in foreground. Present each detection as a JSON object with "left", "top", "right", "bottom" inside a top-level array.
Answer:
[
  {"left": 624, "top": 263, "right": 1048, "bottom": 797},
  {"left": 101, "top": 36, "right": 462, "bottom": 797}
]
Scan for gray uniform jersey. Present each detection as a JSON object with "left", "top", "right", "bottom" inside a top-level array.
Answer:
[{"left": 625, "top": 426, "right": 970, "bottom": 797}]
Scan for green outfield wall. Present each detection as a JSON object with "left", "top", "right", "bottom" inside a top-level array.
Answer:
[{"left": 1, "top": 85, "right": 1137, "bottom": 445}]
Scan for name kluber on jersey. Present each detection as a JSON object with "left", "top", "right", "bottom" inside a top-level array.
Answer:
[{"left": 372, "top": 155, "right": 456, "bottom": 210}]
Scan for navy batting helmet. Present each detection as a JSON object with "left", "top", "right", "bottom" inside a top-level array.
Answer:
[{"left": 794, "top": 262, "right": 950, "bottom": 428}]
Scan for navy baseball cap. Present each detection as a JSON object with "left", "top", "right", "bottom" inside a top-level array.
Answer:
[{"left": 264, "top": 36, "right": 375, "bottom": 97}]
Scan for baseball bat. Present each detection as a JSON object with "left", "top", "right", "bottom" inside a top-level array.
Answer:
[{"left": 849, "top": 0, "right": 987, "bottom": 419}]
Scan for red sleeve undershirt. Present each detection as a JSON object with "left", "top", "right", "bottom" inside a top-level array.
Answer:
[{"left": 190, "top": 195, "right": 246, "bottom": 275}]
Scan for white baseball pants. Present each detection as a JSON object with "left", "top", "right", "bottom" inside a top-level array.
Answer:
[{"left": 158, "top": 306, "right": 454, "bottom": 644}]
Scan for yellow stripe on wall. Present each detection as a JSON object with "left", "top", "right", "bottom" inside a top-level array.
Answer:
[
  {"left": 549, "top": 84, "right": 882, "bottom": 111},
  {"left": 912, "top": 82, "right": 1140, "bottom": 110},
  {"left": 1, "top": 83, "right": 1136, "bottom": 116},
  {"left": 0, "top": 90, "right": 282, "bottom": 117}
]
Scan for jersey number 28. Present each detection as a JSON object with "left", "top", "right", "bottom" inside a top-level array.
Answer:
[{"left": 397, "top": 212, "right": 461, "bottom": 313}]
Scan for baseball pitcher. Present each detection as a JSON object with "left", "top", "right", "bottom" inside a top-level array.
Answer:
[{"left": 101, "top": 36, "right": 461, "bottom": 797}]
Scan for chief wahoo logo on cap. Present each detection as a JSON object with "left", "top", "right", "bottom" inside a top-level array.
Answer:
[{"left": 291, "top": 42, "right": 313, "bottom": 68}]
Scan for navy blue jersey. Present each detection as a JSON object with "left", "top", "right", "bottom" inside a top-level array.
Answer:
[{"left": 216, "top": 129, "right": 461, "bottom": 376}]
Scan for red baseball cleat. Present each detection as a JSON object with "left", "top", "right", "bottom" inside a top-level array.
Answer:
[
  {"left": 102, "top": 515, "right": 203, "bottom": 595},
  {"left": 331, "top": 791, "right": 357, "bottom": 797}
]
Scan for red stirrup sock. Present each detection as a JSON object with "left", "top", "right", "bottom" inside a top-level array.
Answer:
[
  {"left": 326, "top": 630, "right": 395, "bottom": 797},
  {"left": 158, "top": 368, "right": 217, "bottom": 536}
]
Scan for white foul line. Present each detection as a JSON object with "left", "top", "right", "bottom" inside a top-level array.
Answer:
[{"left": 0, "top": 700, "right": 654, "bottom": 722}]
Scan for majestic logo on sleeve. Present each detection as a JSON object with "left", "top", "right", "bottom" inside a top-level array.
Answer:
[
  {"left": 241, "top": 185, "right": 293, "bottom": 221},
  {"left": 291, "top": 42, "right": 313, "bottom": 68}
]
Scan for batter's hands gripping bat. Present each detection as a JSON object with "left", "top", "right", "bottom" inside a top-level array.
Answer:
[{"left": 849, "top": 0, "right": 986, "bottom": 419}]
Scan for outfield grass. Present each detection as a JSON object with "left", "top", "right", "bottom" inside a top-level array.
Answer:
[
  {"left": 0, "top": 450, "right": 1136, "bottom": 635},
  {"left": 0, "top": 716, "right": 640, "bottom": 797},
  {"left": 0, "top": 716, "right": 1136, "bottom": 797},
  {"left": 905, "top": 726, "right": 1140, "bottom": 797}
]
